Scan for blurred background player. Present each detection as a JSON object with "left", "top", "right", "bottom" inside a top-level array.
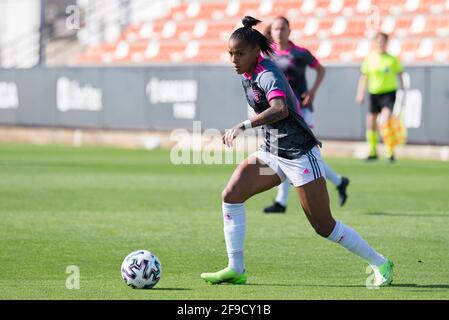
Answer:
[
  {"left": 200, "top": 16, "right": 393, "bottom": 287},
  {"left": 356, "top": 32, "right": 406, "bottom": 162},
  {"left": 262, "top": 16, "right": 349, "bottom": 213}
]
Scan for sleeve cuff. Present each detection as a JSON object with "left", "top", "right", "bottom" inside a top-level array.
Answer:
[
  {"left": 309, "top": 59, "right": 319, "bottom": 69},
  {"left": 267, "top": 89, "right": 286, "bottom": 101}
]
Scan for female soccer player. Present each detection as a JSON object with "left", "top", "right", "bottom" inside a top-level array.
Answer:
[
  {"left": 263, "top": 16, "right": 349, "bottom": 213},
  {"left": 356, "top": 32, "right": 406, "bottom": 162},
  {"left": 200, "top": 16, "right": 393, "bottom": 286}
]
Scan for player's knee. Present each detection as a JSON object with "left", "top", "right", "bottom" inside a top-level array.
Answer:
[{"left": 221, "top": 187, "right": 244, "bottom": 204}]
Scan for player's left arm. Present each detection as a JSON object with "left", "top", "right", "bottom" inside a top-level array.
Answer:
[
  {"left": 248, "top": 97, "right": 289, "bottom": 127},
  {"left": 303, "top": 62, "right": 326, "bottom": 106},
  {"left": 302, "top": 51, "right": 326, "bottom": 106}
]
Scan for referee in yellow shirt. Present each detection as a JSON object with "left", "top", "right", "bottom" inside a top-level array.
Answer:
[{"left": 356, "top": 32, "right": 406, "bottom": 162}]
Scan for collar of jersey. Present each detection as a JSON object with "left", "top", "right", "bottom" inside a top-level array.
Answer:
[
  {"left": 272, "top": 41, "right": 294, "bottom": 55},
  {"left": 243, "top": 55, "right": 264, "bottom": 80}
]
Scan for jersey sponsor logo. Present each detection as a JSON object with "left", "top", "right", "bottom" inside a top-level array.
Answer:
[{"left": 252, "top": 88, "right": 262, "bottom": 103}]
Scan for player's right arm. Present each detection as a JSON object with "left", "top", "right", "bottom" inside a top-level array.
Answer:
[
  {"left": 249, "top": 97, "right": 289, "bottom": 128},
  {"left": 356, "top": 74, "right": 368, "bottom": 106},
  {"left": 222, "top": 97, "right": 289, "bottom": 147},
  {"left": 356, "top": 57, "right": 369, "bottom": 105}
]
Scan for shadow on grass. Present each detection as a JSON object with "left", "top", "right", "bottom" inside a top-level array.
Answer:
[
  {"left": 245, "top": 283, "right": 367, "bottom": 288},
  {"left": 150, "top": 288, "right": 192, "bottom": 291},
  {"left": 245, "top": 283, "right": 449, "bottom": 290},
  {"left": 364, "top": 212, "right": 449, "bottom": 218},
  {"left": 391, "top": 284, "right": 449, "bottom": 289}
]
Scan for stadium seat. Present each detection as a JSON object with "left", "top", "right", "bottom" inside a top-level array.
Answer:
[
  {"left": 417, "top": 38, "right": 435, "bottom": 59},
  {"left": 236, "top": 0, "right": 261, "bottom": 17},
  {"left": 184, "top": 41, "right": 229, "bottom": 63},
  {"left": 269, "top": 0, "right": 301, "bottom": 17},
  {"left": 74, "top": 0, "right": 449, "bottom": 64},
  {"left": 355, "top": 0, "right": 371, "bottom": 14},
  {"left": 334, "top": 41, "right": 359, "bottom": 62},
  {"left": 202, "top": 20, "right": 238, "bottom": 40},
  {"left": 433, "top": 38, "right": 449, "bottom": 61},
  {"left": 406, "top": 0, "right": 447, "bottom": 14},
  {"left": 355, "top": 39, "right": 372, "bottom": 59},
  {"left": 332, "top": 17, "right": 367, "bottom": 37},
  {"left": 327, "top": 0, "right": 345, "bottom": 16},
  {"left": 388, "top": 38, "right": 403, "bottom": 57},
  {"left": 423, "top": 15, "right": 449, "bottom": 37},
  {"left": 394, "top": 16, "right": 415, "bottom": 37},
  {"left": 372, "top": 0, "right": 407, "bottom": 15},
  {"left": 400, "top": 38, "right": 421, "bottom": 62},
  {"left": 169, "top": 3, "right": 190, "bottom": 21},
  {"left": 137, "top": 21, "right": 166, "bottom": 39},
  {"left": 197, "top": 2, "right": 228, "bottom": 20}
]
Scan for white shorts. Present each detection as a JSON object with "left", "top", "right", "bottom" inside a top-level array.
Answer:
[
  {"left": 255, "top": 146, "right": 325, "bottom": 187},
  {"left": 302, "top": 108, "right": 315, "bottom": 128}
]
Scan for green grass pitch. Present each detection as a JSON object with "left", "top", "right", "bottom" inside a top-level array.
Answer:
[{"left": 0, "top": 143, "right": 448, "bottom": 300}]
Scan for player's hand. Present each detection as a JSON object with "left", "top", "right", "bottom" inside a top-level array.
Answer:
[
  {"left": 356, "top": 93, "right": 365, "bottom": 106},
  {"left": 301, "top": 90, "right": 315, "bottom": 106},
  {"left": 222, "top": 124, "right": 244, "bottom": 148}
]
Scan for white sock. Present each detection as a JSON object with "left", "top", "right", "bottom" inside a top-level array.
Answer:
[
  {"left": 275, "top": 179, "right": 290, "bottom": 206},
  {"left": 327, "top": 221, "right": 387, "bottom": 266},
  {"left": 222, "top": 202, "right": 246, "bottom": 273},
  {"left": 322, "top": 161, "right": 342, "bottom": 186}
]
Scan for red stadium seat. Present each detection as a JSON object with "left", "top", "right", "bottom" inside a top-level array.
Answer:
[
  {"left": 184, "top": 41, "right": 228, "bottom": 63},
  {"left": 270, "top": 0, "right": 301, "bottom": 17},
  {"left": 393, "top": 16, "right": 414, "bottom": 37},
  {"left": 422, "top": 15, "right": 449, "bottom": 37},
  {"left": 433, "top": 38, "right": 449, "bottom": 61},
  {"left": 196, "top": 2, "right": 228, "bottom": 20},
  {"left": 202, "top": 20, "right": 238, "bottom": 40},
  {"left": 237, "top": 0, "right": 261, "bottom": 17},
  {"left": 400, "top": 38, "right": 421, "bottom": 62}
]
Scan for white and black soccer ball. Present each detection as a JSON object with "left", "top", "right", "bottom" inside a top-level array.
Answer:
[{"left": 121, "top": 250, "right": 162, "bottom": 289}]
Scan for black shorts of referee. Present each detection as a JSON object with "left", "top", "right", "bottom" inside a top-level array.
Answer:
[{"left": 369, "top": 90, "right": 396, "bottom": 114}]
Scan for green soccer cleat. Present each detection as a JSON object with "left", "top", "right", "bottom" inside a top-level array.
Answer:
[
  {"left": 372, "top": 259, "right": 394, "bottom": 287},
  {"left": 200, "top": 267, "right": 247, "bottom": 285}
]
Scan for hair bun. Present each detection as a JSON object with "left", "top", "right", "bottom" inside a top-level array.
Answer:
[{"left": 242, "top": 16, "right": 261, "bottom": 28}]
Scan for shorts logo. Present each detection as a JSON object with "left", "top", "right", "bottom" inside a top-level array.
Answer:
[{"left": 303, "top": 168, "right": 311, "bottom": 174}]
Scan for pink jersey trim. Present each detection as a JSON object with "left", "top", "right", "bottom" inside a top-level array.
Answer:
[
  {"left": 309, "top": 59, "right": 319, "bottom": 69},
  {"left": 267, "top": 89, "right": 286, "bottom": 101},
  {"left": 272, "top": 42, "right": 293, "bottom": 55}
]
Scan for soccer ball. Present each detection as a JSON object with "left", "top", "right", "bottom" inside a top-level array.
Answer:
[{"left": 121, "top": 250, "right": 162, "bottom": 289}]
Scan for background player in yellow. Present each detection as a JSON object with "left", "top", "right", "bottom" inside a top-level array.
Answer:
[{"left": 356, "top": 32, "right": 406, "bottom": 162}]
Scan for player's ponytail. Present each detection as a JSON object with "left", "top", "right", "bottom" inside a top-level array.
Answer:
[
  {"left": 242, "top": 16, "right": 260, "bottom": 28},
  {"left": 230, "top": 16, "right": 274, "bottom": 57}
]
